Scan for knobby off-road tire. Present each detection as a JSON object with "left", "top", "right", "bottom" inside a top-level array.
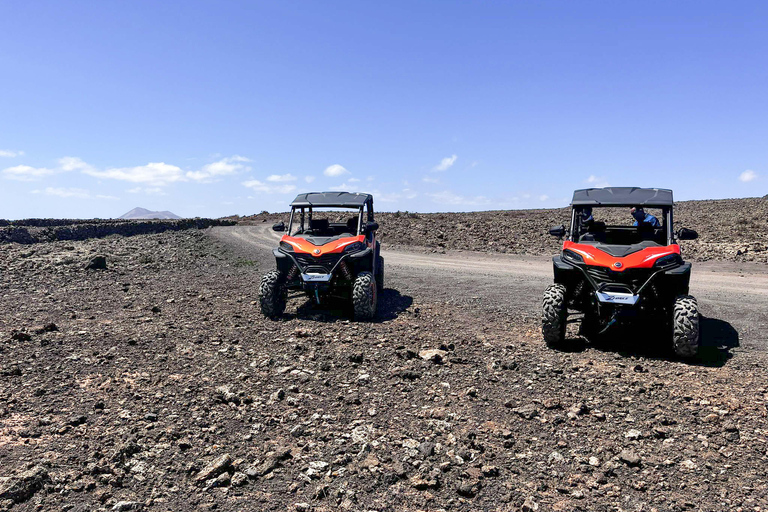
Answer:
[
  {"left": 259, "top": 270, "right": 287, "bottom": 319},
  {"left": 353, "top": 271, "right": 377, "bottom": 321},
  {"left": 672, "top": 295, "right": 700, "bottom": 358},
  {"left": 375, "top": 256, "right": 384, "bottom": 291},
  {"left": 542, "top": 284, "right": 568, "bottom": 347}
]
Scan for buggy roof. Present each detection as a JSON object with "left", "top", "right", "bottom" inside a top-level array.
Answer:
[
  {"left": 571, "top": 187, "right": 673, "bottom": 207},
  {"left": 290, "top": 191, "right": 373, "bottom": 208}
]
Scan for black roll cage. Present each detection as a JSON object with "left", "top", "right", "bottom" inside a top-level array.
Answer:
[
  {"left": 568, "top": 205, "right": 675, "bottom": 246},
  {"left": 287, "top": 202, "right": 375, "bottom": 237}
]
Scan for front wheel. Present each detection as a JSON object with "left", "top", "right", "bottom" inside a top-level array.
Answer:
[
  {"left": 352, "top": 271, "right": 377, "bottom": 321},
  {"left": 259, "top": 270, "right": 287, "bottom": 319},
  {"left": 542, "top": 284, "right": 568, "bottom": 347},
  {"left": 672, "top": 295, "right": 700, "bottom": 358}
]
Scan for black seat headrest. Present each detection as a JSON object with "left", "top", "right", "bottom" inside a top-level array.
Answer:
[{"left": 310, "top": 218, "right": 329, "bottom": 231}]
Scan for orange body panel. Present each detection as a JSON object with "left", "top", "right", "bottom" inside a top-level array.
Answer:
[
  {"left": 563, "top": 241, "right": 680, "bottom": 272},
  {"left": 281, "top": 234, "right": 366, "bottom": 257}
]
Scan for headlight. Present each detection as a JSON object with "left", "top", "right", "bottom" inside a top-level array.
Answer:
[
  {"left": 654, "top": 254, "right": 682, "bottom": 268},
  {"left": 279, "top": 241, "right": 294, "bottom": 252},
  {"left": 563, "top": 249, "right": 584, "bottom": 264},
  {"left": 344, "top": 242, "right": 365, "bottom": 253}
]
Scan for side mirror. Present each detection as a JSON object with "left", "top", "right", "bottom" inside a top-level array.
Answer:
[
  {"left": 677, "top": 228, "right": 698, "bottom": 240},
  {"left": 365, "top": 221, "right": 379, "bottom": 233},
  {"left": 272, "top": 222, "right": 285, "bottom": 232},
  {"left": 548, "top": 225, "right": 566, "bottom": 238}
]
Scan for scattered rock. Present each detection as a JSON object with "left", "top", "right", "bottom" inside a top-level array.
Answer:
[
  {"left": 419, "top": 349, "right": 447, "bottom": 363},
  {"left": 522, "top": 496, "right": 539, "bottom": 511},
  {"left": 112, "top": 501, "right": 143, "bottom": 511},
  {"left": 618, "top": 450, "right": 642, "bottom": 467},
  {"left": 10, "top": 331, "right": 31, "bottom": 342},
  {"left": 85, "top": 255, "right": 107, "bottom": 270},
  {"left": 195, "top": 454, "right": 232, "bottom": 484},
  {"left": 511, "top": 404, "right": 538, "bottom": 420},
  {"left": 0, "top": 465, "right": 49, "bottom": 504}
]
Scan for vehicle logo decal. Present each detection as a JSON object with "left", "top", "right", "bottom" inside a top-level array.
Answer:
[
  {"left": 313, "top": 249, "right": 321, "bottom": 255},
  {"left": 613, "top": 262, "right": 622, "bottom": 268}
]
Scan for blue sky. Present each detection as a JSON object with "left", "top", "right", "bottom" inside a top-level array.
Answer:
[{"left": 1, "top": 1, "right": 766, "bottom": 219}]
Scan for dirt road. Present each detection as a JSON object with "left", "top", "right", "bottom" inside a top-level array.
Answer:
[{"left": 211, "top": 224, "right": 768, "bottom": 352}]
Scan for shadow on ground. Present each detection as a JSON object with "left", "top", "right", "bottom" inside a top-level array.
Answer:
[
  {"left": 559, "top": 316, "right": 739, "bottom": 367},
  {"left": 284, "top": 288, "right": 413, "bottom": 323}
]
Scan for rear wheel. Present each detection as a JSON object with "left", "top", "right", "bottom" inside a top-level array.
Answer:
[
  {"left": 259, "top": 270, "right": 286, "bottom": 319},
  {"left": 352, "top": 271, "right": 377, "bottom": 321},
  {"left": 672, "top": 295, "right": 700, "bottom": 358},
  {"left": 375, "top": 256, "right": 384, "bottom": 291},
  {"left": 542, "top": 284, "right": 568, "bottom": 347}
]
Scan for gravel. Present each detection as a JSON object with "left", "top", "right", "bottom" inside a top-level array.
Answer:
[{"left": 0, "top": 226, "right": 767, "bottom": 510}]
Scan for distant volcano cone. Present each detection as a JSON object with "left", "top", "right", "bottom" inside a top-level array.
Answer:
[{"left": 119, "top": 207, "right": 181, "bottom": 220}]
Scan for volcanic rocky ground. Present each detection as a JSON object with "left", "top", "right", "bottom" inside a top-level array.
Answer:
[
  {"left": 1, "top": 211, "right": 767, "bottom": 511},
  {"left": 233, "top": 196, "right": 768, "bottom": 263}
]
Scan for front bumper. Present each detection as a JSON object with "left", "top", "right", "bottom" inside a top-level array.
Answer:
[
  {"left": 274, "top": 247, "right": 373, "bottom": 287},
  {"left": 595, "top": 290, "right": 639, "bottom": 305},
  {"left": 553, "top": 255, "right": 691, "bottom": 307}
]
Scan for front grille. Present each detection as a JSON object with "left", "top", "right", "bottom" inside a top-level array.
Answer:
[
  {"left": 585, "top": 266, "right": 654, "bottom": 292},
  {"left": 294, "top": 253, "right": 343, "bottom": 272}
]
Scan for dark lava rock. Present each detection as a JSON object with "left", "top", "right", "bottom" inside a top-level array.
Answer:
[
  {"left": 0, "top": 465, "right": 49, "bottom": 504},
  {"left": 85, "top": 255, "right": 107, "bottom": 270},
  {"left": 10, "top": 331, "right": 31, "bottom": 342}
]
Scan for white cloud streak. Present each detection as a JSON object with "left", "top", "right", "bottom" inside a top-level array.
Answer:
[
  {"left": 31, "top": 187, "right": 117, "bottom": 200},
  {"left": 739, "top": 169, "right": 758, "bottom": 182},
  {"left": 0, "top": 150, "right": 24, "bottom": 158},
  {"left": 324, "top": 164, "right": 349, "bottom": 177},
  {"left": 432, "top": 154, "right": 457, "bottom": 172},
  {"left": 586, "top": 175, "right": 610, "bottom": 188},
  {"left": 266, "top": 174, "right": 297, "bottom": 182},
  {"left": 242, "top": 179, "right": 296, "bottom": 194},
  {"left": 2, "top": 165, "right": 57, "bottom": 181}
]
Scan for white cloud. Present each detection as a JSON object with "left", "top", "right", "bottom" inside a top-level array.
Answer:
[
  {"left": 433, "top": 154, "right": 457, "bottom": 172},
  {"left": 0, "top": 150, "right": 24, "bottom": 158},
  {"left": 242, "top": 179, "right": 296, "bottom": 194},
  {"left": 32, "top": 187, "right": 91, "bottom": 199},
  {"left": 324, "top": 164, "right": 349, "bottom": 177},
  {"left": 739, "top": 169, "right": 758, "bottom": 182},
  {"left": 59, "top": 156, "right": 95, "bottom": 173},
  {"left": 367, "top": 175, "right": 375, "bottom": 182},
  {"left": 422, "top": 176, "right": 439, "bottom": 183},
  {"left": 2, "top": 165, "right": 57, "bottom": 181},
  {"left": 127, "top": 187, "right": 167, "bottom": 196},
  {"left": 2, "top": 156, "right": 94, "bottom": 181},
  {"left": 427, "top": 190, "right": 491, "bottom": 206},
  {"left": 86, "top": 162, "right": 186, "bottom": 187},
  {"left": 82, "top": 155, "right": 250, "bottom": 186},
  {"left": 266, "top": 174, "right": 297, "bottom": 182},
  {"left": 348, "top": 177, "right": 360, "bottom": 183},
  {"left": 305, "top": 176, "right": 316, "bottom": 183},
  {"left": 186, "top": 156, "right": 251, "bottom": 182},
  {"left": 539, "top": 194, "right": 549, "bottom": 202},
  {"left": 586, "top": 175, "right": 610, "bottom": 188}
]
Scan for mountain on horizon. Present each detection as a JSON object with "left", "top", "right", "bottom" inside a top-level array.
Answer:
[{"left": 119, "top": 207, "right": 181, "bottom": 220}]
